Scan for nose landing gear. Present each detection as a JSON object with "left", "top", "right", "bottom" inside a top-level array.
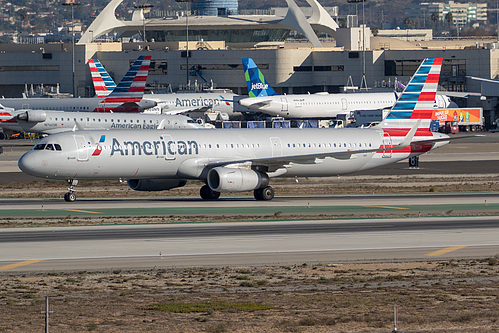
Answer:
[{"left": 64, "top": 179, "right": 79, "bottom": 202}]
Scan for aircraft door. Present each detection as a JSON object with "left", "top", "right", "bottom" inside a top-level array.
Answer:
[
  {"left": 280, "top": 97, "right": 288, "bottom": 112},
  {"left": 341, "top": 98, "right": 348, "bottom": 111},
  {"left": 162, "top": 134, "right": 176, "bottom": 160},
  {"left": 73, "top": 135, "right": 89, "bottom": 161},
  {"left": 382, "top": 133, "right": 392, "bottom": 158},
  {"left": 270, "top": 137, "right": 282, "bottom": 157}
]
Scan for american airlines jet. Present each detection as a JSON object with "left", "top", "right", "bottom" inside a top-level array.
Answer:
[
  {"left": 19, "top": 58, "right": 457, "bottom": 202},
  {"left": 0, "top": 56, "right": 156, "bottom": 113},
  {"left": 238, "top": 58, "right": 455, "bottom": 119},
  {"left": 0, "top": 105, "right": 202, "bottom": 136},
  {"left": 88, "top": 58, "right": 250, "bottom": 117}
]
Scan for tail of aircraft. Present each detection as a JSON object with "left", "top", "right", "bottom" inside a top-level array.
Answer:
[
  {"left": 382, "top": 58, "right": 442, "bottom": 131},
  {"left": 88, "top": 59, "right": 116, "bottom": 98},
  {"left": 95, "top": 55, "right": 152, "bottom": 112},
  {"left": 242, "top": 58, "right": 278, "bottom": 97}
]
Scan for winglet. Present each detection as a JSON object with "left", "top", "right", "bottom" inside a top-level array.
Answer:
[{"left": 391, "top": 119, "right": 421, "bottom": 151}]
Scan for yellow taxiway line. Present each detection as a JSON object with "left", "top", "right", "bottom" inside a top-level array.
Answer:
[
  {"left": 361, "top": 205, "right": 409, "bottom": 210},
  {"left": 0, "top": 260, "right": 45, "bottom": 271},
  {"left": 424, "top": 246, "right": 467, "bottom": 257},
  {"left": 59, "top": 209, "right": 101, "bottom": 214}
]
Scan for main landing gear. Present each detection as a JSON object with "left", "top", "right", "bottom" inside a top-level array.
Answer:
[
  {"left": 64, "top": 179, "right": 78, "bottom": 202},
  {"left": 199, "top": 184, "right": 275, "bottom": 201},
  {"left": 254, "top": 186, "right": 274, "bottom": 201},
  {"left": 200, "top": 184, "right": 220, "bottom": 200}
]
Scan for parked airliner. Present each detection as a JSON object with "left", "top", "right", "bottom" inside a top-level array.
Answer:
[
  {"left": 238, "top": 58, "right": 455, "bottom": 119},
  {"left": 1, "top": 56, "right": 155, "bottom": 113},
  {"left": 0, "top": 105, "right": 202, "bottom": 136},
  {"left": 19, "top": 58, "right": 456, "bottom": 202},
  {"left": 88, "top": 58, "right": 250, "bottom": 117}
]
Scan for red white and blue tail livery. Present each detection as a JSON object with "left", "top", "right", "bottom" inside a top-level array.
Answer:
[
  {"left": 380, "top": 58, "right": 445, "bottom": 157},
  {"left": 88, "top": 59, "right": 116, "bottom": 98},
  {"left": 94, "top": 55, "right": 151, "bottom": 112}
]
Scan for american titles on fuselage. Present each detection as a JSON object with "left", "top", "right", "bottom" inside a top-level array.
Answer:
[
  {"left": 110, "top": 136, "right": 199, "bottom": 157},
  {"left": 174, "top": 97, "right": 224, "bottom": 108}
]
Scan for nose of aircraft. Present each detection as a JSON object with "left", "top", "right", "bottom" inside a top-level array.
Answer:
[{"left": 18, "top": 151, "right": 40, "bottom": 176}]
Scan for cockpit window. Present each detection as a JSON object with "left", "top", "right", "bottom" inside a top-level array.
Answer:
[
  {"left": 34, "top": 143, "right": 62, "bottom": 151},
  {"left": 34, "top": 144, "right": 46, "bottom": 150}
]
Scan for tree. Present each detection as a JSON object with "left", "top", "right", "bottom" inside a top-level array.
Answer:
[
  {"left": 404, "top": 17, "right": 413, "bottom": 29},
  {"left": 445, "top": 12, "right": 453, "bottom": 27},
  {"left": 431, "top": 12, "right": 439, "bottom": 24}
]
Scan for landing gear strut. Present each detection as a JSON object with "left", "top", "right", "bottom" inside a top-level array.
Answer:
[
  {"left": 64, "top": 179, "right": 78, "bottom": 202},
  {"left": 254, "top": 186, "right": 274, "bottom": 201},
  {"left": 200, "top": 184, "right": 220, "bottom": 200}
]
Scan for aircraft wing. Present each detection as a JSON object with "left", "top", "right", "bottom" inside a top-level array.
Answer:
[
  {"left": 437, "top": 91, "right": 481, "bottom": 98},
  {"left": 201, "top": 122, "right": 422, "bottom": 173}
]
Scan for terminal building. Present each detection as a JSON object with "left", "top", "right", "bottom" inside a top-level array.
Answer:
[{"left": 0, "top": 0, "right": 498, "bottom": 128}]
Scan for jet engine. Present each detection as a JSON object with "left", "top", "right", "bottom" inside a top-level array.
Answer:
[
  {"left": 127, "top": 179, "right": 187, "bottom": 191},
  {"left": 207, "top": 167, "right": 269, "bottom": 192},
  {"left": 16, "top": 110, "right": 47, "bottom": 123}
]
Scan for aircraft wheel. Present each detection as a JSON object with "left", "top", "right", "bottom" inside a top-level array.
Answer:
[
  {"left": 64, "top": 192, "right": 76, "bottom": 202},
  {"left": 200, "top": 185, "right": 220, "bottom": 200},
  {"left": 254, "top": 186, "right": 274, "bottom": 201}
]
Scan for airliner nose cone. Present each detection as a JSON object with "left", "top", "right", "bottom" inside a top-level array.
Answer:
[{"left": 18, "top": 152, "right": 39, "bottom": 176}]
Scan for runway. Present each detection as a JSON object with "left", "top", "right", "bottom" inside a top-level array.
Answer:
[
  {"left": 0, "top": 135, "right": 498, "bottom": 273},
  {"left": 0, "top": 192, "right": 498, "bottom": 217},
  {"left": 1, "top": 216, "right": 499, "bottom": 273}
]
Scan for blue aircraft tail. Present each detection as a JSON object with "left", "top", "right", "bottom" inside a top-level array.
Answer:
[{"left": 242, "top": 58, "right": 278, "bottom": 97}]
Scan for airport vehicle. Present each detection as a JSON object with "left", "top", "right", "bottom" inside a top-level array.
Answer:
[
  {"left": 0, "top": 106, "right": 202, "bottom": 136},
  {"left": 432, "top": 108, "right": 483, "bottom": 132},
  {"left": 0, "top": 56, "right": 155, "bottom": 113},
  {"left": 19, "top": 58, "right": 454, "bottom": 202},
  {"left": 88, "top": 58, "right": 249, "bottom": 117},
  {"left": 238, "top": 58, "right": 455, "bottom": 119}
]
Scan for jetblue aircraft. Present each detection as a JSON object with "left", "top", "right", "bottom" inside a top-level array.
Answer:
[
  {"left": 238, "top": 58, "right": 455, "bottom": 119},
  {"left": 88, "top": 58, "right": 250, "bottom": 117},
  {"left": 19, "top": 58, "right": 455, "bottom": 202},
  {"left": 0, "top": 105, "right": 202, "bottom": 136},
  {"left": 1, "top": 56, "right": 155, "bottom": 113}
]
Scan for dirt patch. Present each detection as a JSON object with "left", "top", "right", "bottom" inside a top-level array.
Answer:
[{"left": 1, "top": 259, "right": 498, "bottom": 332}]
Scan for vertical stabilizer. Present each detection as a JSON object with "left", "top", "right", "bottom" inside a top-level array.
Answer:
[
  {"left": 95, "top": 55, "right": 151, "bottom": 112},
  {"left": 383, "top": 58, "right": 442, "bottom": 130},
  {"left": 88, "top": 59, "right": 116, "bottom": 98},
  {"left": 242, "top": 58, "right": 278, "bottom": 97}
]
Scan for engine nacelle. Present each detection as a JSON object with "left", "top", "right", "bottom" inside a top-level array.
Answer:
[
  {"left": 17, "top": 110, "right": 47, "bottom": 123},
  {"left": 127, "top": 179, "right": 187, "bottom": 191},
  {"left": 207, "top": 167, "right": 269, "bottom": 192}
]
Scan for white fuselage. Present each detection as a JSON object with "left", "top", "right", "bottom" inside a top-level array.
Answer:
[
  {"left": 0, "top": 110, "right": 202, "bottom": 135},
  {"left": 239, "top": 92, "right": 452, "bottom": 119},
  {"left": 18, "top": 128, "right": 447, "bottom": 181},
  {"left": 0, "top": 97, "right": 155, "bottom": 112},
  {"left": 142, "top": 92, "right": 251, "bottom": 116}
]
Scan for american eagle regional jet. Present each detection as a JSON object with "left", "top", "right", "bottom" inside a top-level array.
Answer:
[{"left": 19, "top": 58, "right": 456, "bottom": 202}]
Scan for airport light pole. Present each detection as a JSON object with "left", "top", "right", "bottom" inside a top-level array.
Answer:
[
  {"left": 62, "top": 0, "right": 81, "bottom": 97},
  {"left": 134, "top": 3, "right": 154, "bottom": 42},
  {"left": 176, "top": 0, "right": 196, "bottom": 87},
  {"left": 347, "top": 0, "right": 367, "bottom": 89}
]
